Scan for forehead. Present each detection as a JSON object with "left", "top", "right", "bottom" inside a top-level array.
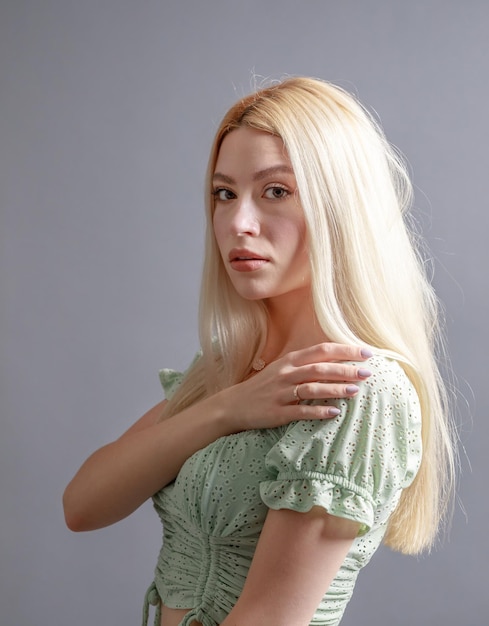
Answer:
[{"left": 214, "top": 127, "right": 292, "bottom": 175}]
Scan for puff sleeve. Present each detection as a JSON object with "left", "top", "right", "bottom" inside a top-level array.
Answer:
[
  {"left": 158, "top": 351, "right": 202, "bottom": 400},
  {"left": 260, "top": 356, "right": 422, "bottom": 535}
]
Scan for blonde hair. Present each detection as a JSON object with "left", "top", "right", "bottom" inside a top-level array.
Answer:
[{"left": 162, "top": 77, "right": 456, "bottom": 554}]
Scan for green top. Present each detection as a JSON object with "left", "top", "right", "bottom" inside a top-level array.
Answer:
[{"left": 142, "top": 355, "right": 422, "bottom": 626}]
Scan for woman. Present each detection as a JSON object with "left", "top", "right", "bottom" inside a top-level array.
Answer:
[{"left": 63, "top": 77, "right": 456, "bottom": 626}]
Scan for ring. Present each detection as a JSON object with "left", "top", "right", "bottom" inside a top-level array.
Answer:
[{"left": 293, "top": 384, "right": 302, "bottom": 404}]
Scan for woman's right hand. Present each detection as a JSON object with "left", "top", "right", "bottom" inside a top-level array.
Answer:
[
  {"left": 219, "top": 342, "right": 373, "bottom": 432},
  {"left": 63, "top": 342, "right": 371, "bottom": 532}
]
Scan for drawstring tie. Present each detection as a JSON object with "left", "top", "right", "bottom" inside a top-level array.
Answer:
[{"left": 142, "top": 582, "right": 161, "bottom": 626}]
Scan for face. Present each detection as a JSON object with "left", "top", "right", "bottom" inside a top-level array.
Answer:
[{"left": 212, "top": 127, "right": 310, "bottom": 306}]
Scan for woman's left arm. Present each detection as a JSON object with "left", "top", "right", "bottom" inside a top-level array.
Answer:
[{"left": 221, "top": 507, "right": 360, "bottom": 626}]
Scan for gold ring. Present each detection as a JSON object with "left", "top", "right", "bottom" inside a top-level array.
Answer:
[{"left": 293, "top": 384, "right": 302, "bottom": 404}]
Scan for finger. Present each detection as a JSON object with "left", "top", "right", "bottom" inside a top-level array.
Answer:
[
  {"left": 295, "top": 381, "right": 361, "bottom": 401},
  {"left": 288, "top": 342, "right": 373, "bottom": 366},
  {"left": 289, "top": 402, "right": 342, "bottom": 420},
  {"left": 296, "top": 362, "right": 372, "bottom": 382}
]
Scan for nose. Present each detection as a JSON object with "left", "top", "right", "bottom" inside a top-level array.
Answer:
[{"left": 230, "top": 196, "right": 260, "bottom": 237}]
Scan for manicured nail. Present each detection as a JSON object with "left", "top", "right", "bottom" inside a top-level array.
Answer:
[
  {"left": 361, "top": 348, "right": 373, "bottom": 358},
  {"left": 328, "top": 407, "right": 341, "bottom": 417},
  {"left": 358, "top": 368, "right": 372, "bottom": 378},
  {"left": 346, "top": 384, "right": 359, "bottom": 395}
]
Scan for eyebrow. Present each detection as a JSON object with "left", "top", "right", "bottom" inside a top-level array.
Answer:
[{"left": 212, "top": 165, "right": 295, "bottom": 184}]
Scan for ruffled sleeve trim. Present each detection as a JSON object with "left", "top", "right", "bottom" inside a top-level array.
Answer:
[
  {"left": 158, "top": 368, "right": 185, "bottom": 400},
  {"left": 158, "top": 351, "right": 202, "bottom": 400},
  {"left": 260, "top": 471, "right": 376, "bottom": 535}
]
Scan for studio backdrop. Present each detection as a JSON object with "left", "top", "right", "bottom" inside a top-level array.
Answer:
[{"left": 1, "top": 1, "right": 486, "bottom": 624}]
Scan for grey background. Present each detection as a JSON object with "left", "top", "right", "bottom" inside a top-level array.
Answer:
[{"left": 1, "top": 1, "right": 486, "bottom": 624}]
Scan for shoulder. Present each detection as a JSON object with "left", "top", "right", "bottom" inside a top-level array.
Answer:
[
  {"left": 356, "top": 354, "right": 420, "bottom": 415},
  {"left": 261, "top": 356, "right": 422, "bottom": 533},
  {"left": 262, "top": 354, "right": 423, "bottom": 518},
  {"left": 271, "top": 354, "right": 422, "bottom": 476},
  {"left": 363, "top": 353, "right": 416, "bottom": 392},
  {"left": 326, "top": 354, "right": 421, "bottom": 438}
]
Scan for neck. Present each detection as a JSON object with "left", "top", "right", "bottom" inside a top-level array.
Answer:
[{"left": 261, "top": 289, "right": 328, "bottom": 362}]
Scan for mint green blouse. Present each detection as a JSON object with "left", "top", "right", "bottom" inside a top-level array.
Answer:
[{"left": 142, "top": 355, "right": 422, "bottom": 626}]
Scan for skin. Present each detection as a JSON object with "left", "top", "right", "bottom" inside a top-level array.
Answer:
[{"left": 63, "top": 127, "right": 370, "bottom": 626}]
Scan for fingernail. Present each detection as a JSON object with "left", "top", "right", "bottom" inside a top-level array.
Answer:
[
  {"left": 346, "top": 384, "right": 359, "bottom": 395},
  {"left": 358, "top": 368, "right": 372, "bottom": 378},
  {"left": 361, "top": 348, "right": 373, "bottom": 358},
  {"left": 328, "top": 407, "right": 341, "bottom": 417}
]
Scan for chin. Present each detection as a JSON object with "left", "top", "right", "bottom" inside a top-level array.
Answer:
[{"left": 234, "top": 290, "right": 270, "bottom": 302}]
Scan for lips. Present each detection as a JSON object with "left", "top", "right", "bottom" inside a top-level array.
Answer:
[{"left": 228, "top": 248, "right": 269, "bottom": 272}]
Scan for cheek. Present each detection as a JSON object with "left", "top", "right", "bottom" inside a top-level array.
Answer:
[
  {"left": 274, "top": 217, "right": 307, "bottom": 250},
  {"left": 294, "top": 215, "right": 308, "bottom": 251},
  {"left": 212, "top": 213, "right": 226, "bottom": 254}
]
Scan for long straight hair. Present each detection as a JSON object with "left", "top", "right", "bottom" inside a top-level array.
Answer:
[{"left": 161, "top": 77, "right": 456, "bottom": 554}]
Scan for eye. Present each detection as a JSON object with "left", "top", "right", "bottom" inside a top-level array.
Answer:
[
  {"left": 263, "top": 185, "right": 290, "bottom": 200},
  {"left": 212, "top": 187, "right": 236, "bottom": 201}
]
